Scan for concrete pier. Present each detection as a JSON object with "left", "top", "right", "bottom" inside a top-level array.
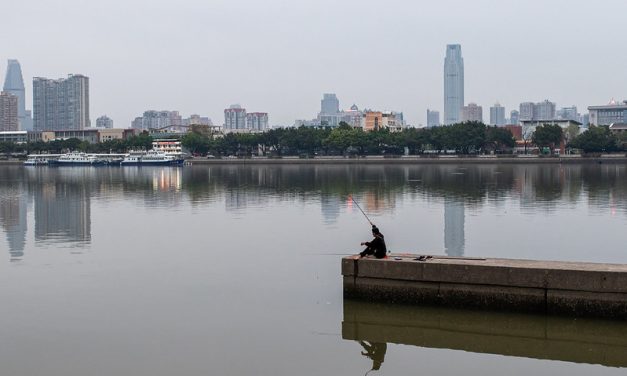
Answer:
[
  {"left": 342, "top": 255, "right": 627, "bottom": 319},
  {"left": 342, "top": 300, "right": 627, "bottom": 368}
]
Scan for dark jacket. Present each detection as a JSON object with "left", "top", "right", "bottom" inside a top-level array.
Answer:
[{"left": 365, "top": 234, "right": 387, "bottom": 258}]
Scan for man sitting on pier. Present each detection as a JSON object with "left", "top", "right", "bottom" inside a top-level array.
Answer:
[{"left": 360, "top": 225, "right": 387, "bottom": 259}]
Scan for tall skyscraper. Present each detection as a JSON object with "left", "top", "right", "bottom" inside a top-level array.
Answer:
[
  {"left": 3, "top": 60, "right": 31, "bottom": 130},
  {"left": 0, "top": 91, "right": 18, "bottom": 131},
  {"left": 443, "top": 44, "right": 464, "bottom": 124},
  {"left": 461, "top": 103, "right": 482, "bottom": 122},
  {"left": 224, "top": 104, "right": 247, "bottom": 130},
  {"left": 510, "top": 110, "right": 520, "bottom": 125},
  {"left": 33, "top": 74, "right": 90, "bottom": 131},
  {"left": 489, "top": 103, "right": 506, "bottom": 126},
  {"left": 320, "top": 93, "right": 339, "bottom": 115},
  {"left": 427, "top": 109, "right": 440, "bottom": 127}
]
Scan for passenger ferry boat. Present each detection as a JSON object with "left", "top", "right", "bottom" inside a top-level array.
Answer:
[
  {"left": 24, "top": 154, "right": 58, "bottom": 166},
  {"left": 48, "top": 152, "right": 106, "bottom": 166},
  {"left": 121, "top": 150, "right": 184, "bottom": 165}
]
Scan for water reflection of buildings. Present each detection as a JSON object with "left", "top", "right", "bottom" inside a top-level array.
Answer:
[
  {"left": 34, "top": 181, "right": 91, "bottom": 243},
  {"left": 321, "top": 195, "right": 341, "bottom": 224},
  {"left": 444, "top": 200, "right": 464, "bottom": 256},
  {"left": 0, "top": 184, "right": 27, "bottom": 259}
]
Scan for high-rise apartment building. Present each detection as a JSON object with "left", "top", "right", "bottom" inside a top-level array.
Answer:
[
  {"left": 519, "top": 102, "right": 535, "bottom": 121},
  {"left": 556, "top": 106, "right": 579, "bottom": 122},
  {"left": 461, "top": 103, "right": 482, "bottom": 122},
  {"left": 33, "top": 74, "right": 90, "bottom": 131},
  {"left": 96, "top": 115, "right": 113, "bottom": 128},
  {"left": 427, "top": 109, "right": 440, "bottom": 127},
  {"left": 132, "top": 110, "right": 181, "bottom": 130},
  {"left": 0, "top": 91, "right": 18, "bottom": 131},
  {"left": 510, "top": 110, "right": 520, "bottom": 125},
  {"left": 535, "top": 100, "right": 556, "bottom": 121},
  {"left": 2, "top": 60, "right": 31, "bottom": 130},
  {"left": 489, "top": 103, "right": 506, "bottom": 126},
  {"left": 224, "top": 105, "right": 247, "bottom": 130},
  {"left": 444, "top": 44, "right": 464, "bottom": 124},
  {"left": 246, "top": 112, "right": 269, "bottom": 131}
]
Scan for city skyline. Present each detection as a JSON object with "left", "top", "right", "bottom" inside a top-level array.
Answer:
[{"left": 2, "top": 0, "right": 627, "bottom": 127}]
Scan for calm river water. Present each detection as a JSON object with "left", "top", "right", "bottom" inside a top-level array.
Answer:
[{"left": 0, "top": 164, "right": 626, "bottom": 375}]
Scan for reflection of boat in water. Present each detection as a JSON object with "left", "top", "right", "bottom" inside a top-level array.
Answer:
[
  {"left": 342, "top": 299, "right": 627, "bottom": 368},
  {"left": 24, "top": 154, "right": 59, "bottom": 165},
  {"left": 121, "top": 150, "right": 184, "bottom": 166}
]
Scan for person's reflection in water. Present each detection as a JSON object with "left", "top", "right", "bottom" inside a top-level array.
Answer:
[{"left": 359, "top": 341, "right": 387, "bottom": 373}]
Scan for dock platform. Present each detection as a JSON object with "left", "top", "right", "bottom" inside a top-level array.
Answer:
[{"left": 342, "top": 254, "right": 627, "bottom": 319}]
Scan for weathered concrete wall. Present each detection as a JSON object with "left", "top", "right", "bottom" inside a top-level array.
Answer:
[
  {"left": 342, "top": 300, "right": 627, "bottom": 367},
  {"left": 342, "top": 255, "right": 627, "bottom": 319}
]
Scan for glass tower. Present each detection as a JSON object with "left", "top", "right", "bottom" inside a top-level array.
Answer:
[
  {"left": 443, "top": 45, "right": 464, "bottom": 125},
  {"left": 3, "top": 60, "right": 27, "bottom": 129}
]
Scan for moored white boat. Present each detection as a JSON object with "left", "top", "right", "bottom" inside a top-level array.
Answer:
[
  {"left": 48, "top": 152, "right": 106, "bottom": 166},
  {"left": 121, "top": 150, "right": 184, "bottom": 165},
  {"left": 24, "top": 154, "right": 58, "bottom": 166}
]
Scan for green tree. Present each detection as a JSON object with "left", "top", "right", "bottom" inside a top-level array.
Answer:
[
  {"left": 569, "top": 125, "right": 619, "bottom": 153},
  {"left": 181, "top": 132, "right": 209, "bottom": 155},
  {"left": 485, "top": 126, "right": 516, "bottom": 152},
  {"left": 532, "top": 124, "right": 563, "bottom": 155}
]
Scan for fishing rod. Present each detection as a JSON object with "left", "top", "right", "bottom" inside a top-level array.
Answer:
[{"left": 350, "top": 195, "right": 373, "bottom": 226}]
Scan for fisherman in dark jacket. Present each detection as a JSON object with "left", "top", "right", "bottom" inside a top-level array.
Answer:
[{"left": 360, "top": 225, "right": 387, "bottom": 259}]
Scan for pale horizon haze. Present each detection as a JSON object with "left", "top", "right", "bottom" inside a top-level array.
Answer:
[{"left": 3, "top": 0, "right": 627, "bottom": 127}]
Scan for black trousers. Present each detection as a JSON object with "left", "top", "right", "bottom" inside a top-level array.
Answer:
[{"left": 360, "top": 247, "right": 385, "bottom": 258}]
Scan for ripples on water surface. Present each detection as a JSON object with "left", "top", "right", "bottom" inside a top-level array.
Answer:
[{"left": 0, "top": 164, "right": 626, "bottom": 375}]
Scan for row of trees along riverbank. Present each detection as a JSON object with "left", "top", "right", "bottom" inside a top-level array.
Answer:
[{"left": 1, "top": 122, "right": 625, "bottom": 157}]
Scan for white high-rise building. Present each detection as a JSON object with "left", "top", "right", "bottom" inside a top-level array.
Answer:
[
  {"left": 224, "top": 104, "right": 247, "bottom": 130},
  {"left": 444, "top": 44, "right": 464, "bottom": 125},
  {"left": 489, "top": 103, "right": 506, "bottom": 126},
  {"left": 246, "top": 112, "right": 268, "bottom": 131}
]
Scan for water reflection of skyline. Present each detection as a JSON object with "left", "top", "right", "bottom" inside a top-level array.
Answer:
[{"left": 1, "top": 164, "right": 627, "bottom": 259}]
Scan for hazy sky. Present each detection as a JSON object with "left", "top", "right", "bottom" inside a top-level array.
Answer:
[{"left": 3, "top": 0, "right": 627, "bottom": 127}]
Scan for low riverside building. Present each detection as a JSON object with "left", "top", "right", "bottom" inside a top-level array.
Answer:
[
  {"left": 152, "top": 139, "right": 182, "bottom": 154},
  {"left": 609, "top": 123, "right": 627, "bottom": 134},
  {"left": 5, "top": 129, "right": 137, "bottom": 144},
  {"left": 520, "top": 119, "right": 582, "bottom": 131},
  {"left": 0, "top": 130, "right": 28, "bottom": 143},
  {"left": 588, "top": 100, "right": 627, "bottom": 126},
  {"left": 99, "top": 128, "right": 135, "bottom": 142}
]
